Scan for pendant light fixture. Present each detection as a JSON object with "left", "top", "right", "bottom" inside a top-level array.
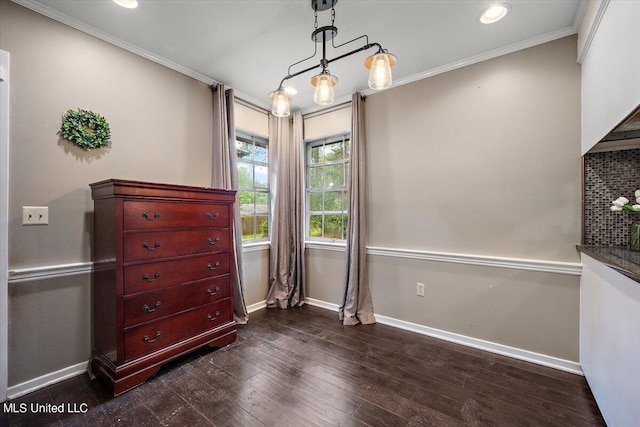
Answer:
[{"left": 269, "top": 0, "right": 397, "bottom": 117}]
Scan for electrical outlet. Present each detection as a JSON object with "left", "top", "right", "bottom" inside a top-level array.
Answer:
[
  {"left": 416, "top": 282, "right": 425, "bottom": 297},
  {"left": 22, "top": 206, "right": 49, "bottom": 225}
]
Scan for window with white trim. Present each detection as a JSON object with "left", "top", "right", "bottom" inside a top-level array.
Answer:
[
  {"left": 306, "top": 134, "right": 350, "bottom": 241},
  {"left": 236, "top": 131, "right": 269, "bottom": 242}
]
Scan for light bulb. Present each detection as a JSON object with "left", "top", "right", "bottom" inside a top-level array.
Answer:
[
  {"left": 365, "top": 52, "right": 396, "bottom": 90},
  {"left": 312, "top": 72, "right": 338, "bottom": 105},
  {"left": 269, "top": 90, "right": 290, "bottom": 117}
]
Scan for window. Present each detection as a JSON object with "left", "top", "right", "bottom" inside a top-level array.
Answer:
[
  {"left": 306, "top": 134, "right": 350, "bottom": 241},
  {"left": 236, "top": 131, "right": 269, "bottom": 242}
]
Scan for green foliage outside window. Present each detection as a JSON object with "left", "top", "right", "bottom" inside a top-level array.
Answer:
[{"left": 307, "top": 135, "right": 350, "bottom": 240}]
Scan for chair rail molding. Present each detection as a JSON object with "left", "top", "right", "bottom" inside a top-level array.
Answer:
[{"left": 306, "top": 242, "right": 582, "bottom": 276}]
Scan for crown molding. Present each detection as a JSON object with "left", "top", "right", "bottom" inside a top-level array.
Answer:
[
  {"left": 576, "top": 0, "right": 611, "bottom": 64},
  {"left": 10, "top": 0, "right": 272, "bottom": 111}
]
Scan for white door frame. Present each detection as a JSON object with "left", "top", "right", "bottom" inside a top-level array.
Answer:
[{"left": 0, "top": 49, "right": 10, "bottom": 402}]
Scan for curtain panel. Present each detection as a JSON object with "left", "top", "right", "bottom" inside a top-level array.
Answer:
[
  {"left": 266, "top": 112, "right": 306, "bottom": 308},
  {"left": 339, "top": 93, "right": 375, "bottom": 325},
  {"left": 211, "top": 85, "right": 249, "bottom": 324}
]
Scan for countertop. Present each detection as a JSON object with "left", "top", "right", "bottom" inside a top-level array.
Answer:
[{"left": 577, "top": 245, "right": 640, "bottom": 283}]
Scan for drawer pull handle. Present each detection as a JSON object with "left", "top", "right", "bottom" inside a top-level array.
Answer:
[
  {"left": 142, "top": 241, "right": 161, "bottom": 251},
  {"left": 207, "top": 286, "right": 220, "bottom": 296},
  {"left": 206, "top": 212, "right": 220, "bottom": 220},
  {"left": 207, "top": 237, "right": 221, "bottom": 245},
  {"left": 143, "top": 301, "right": 161, "bottom": 313},
  {"left": 142, "top": 272, "right": 161, "bottom": 282},
  {"left": 207, "top": 261, "right": 220, "bottom": 270},
  {"left": 142, "top": 212, "right": 161, "bottom": 221},
  {"left": 207, "top": 311, "right": 221, "bottom": 321},
  {"left": 142, "top": 331, "right": 161, "bottom": 343}
]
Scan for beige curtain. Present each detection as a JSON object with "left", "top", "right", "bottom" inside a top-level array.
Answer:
[
  {"left": 266, "top": 112, "right": 306, "bottom": 308},
  {"left": 339, "top": 93, "right": 375, "bottom": 325},
  {"left": 211, "top": 85, "right": 249, "bottom": 324}
]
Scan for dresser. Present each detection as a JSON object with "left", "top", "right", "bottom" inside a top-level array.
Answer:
[{"left": 90, "top": 179, "right": 237, "bottom": 395}]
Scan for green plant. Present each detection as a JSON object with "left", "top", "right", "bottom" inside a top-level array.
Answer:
[{"left": 60, "top": 108, "right": 111, "bottom": 150}]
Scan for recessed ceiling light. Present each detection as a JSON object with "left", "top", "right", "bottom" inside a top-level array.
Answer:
[
  {"left": 480, "top": 3, "right": 510, "bottom": 24},
  {"left": 113, "top": 0, "right": 138, "bottom": 9},
  {"left": 283, "top": 86, "right": 298, "bottom": 96}
]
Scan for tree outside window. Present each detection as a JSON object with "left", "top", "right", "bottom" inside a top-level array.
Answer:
[
  {"left": 237, "top": 132, "right": 269, "bottom": 242},
  {"left": 306, "top": 134, "right": 350, "bottom": 241}
]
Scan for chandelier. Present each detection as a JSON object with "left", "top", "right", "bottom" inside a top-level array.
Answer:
[{"left": 268, "top": 0, "right": 397, "bottom": 117}]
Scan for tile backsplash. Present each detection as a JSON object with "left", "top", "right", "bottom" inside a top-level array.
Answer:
[{"left": 584, "top": 148, "right": 640, "bottom": 246}]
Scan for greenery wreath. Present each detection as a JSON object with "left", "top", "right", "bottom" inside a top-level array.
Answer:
[{"left": 60, "top": 108, "right": 111, "bottom": 150}]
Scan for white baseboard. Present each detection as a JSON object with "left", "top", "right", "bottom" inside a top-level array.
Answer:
[
  {"left": 305, "top": 298, "right": 583, "bottom": 375},
  {"left": 246, "top": 300, "right": 267, "bottom": 314},
  {"left": 6, "top": 360, "right": 88, "bottom": 400}
]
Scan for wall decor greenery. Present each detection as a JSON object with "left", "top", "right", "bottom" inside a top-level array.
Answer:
[{"left": 60, "top": 108, "right": 111, "bottom": 150}]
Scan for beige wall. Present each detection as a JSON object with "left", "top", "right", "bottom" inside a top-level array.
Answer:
[
  {"left": 2, "top": 0, "right": 213, "bottom": 269},
  {"left": 367, "top": 36, "right": 581, "bottom": 262},
  {"left": 0, "top": 0, "right": 263, "bottom": 387},
  {"left": 305, "top": 36, "right": 582, "bottom": 361}
]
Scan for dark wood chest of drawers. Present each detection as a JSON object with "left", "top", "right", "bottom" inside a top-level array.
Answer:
[{"left": 90, "top": 179, "right": 237, "bottom": 395}]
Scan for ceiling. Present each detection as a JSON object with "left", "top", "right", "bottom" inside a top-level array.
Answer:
[{"left": 14, "top": 0, "right": 585, "bottom": 113}]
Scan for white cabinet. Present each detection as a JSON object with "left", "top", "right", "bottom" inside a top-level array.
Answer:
[
  {"left": 580, "top": 254, "right": 640, "bottom": 427},
  {"left": 580, "top": 1, "right": 640, "bottom": 154}
]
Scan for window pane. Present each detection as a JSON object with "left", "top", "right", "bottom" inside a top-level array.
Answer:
[
  {"left": 344, "top": 139, "right": 350, "bottom": 159},
  {"left": 256, "top": 215, "right": 268, "bottom": 238},
  {"left": 309, "top": 192, "right": 323, "bottom": 211},
  {"left": 309, "top": 166, "right": 324, "bottom": 188},
  {"left": 324, "top": 142, "right": 343, "bottom": 162},
  {"left": 324, "top": 164, "right": 344, "bottom": 187},
  {"left": 309, "top": 215, "right": 323, "bottom": 237},
  {"left": 255, "top": 165, "right": 268, "bottom": 188},
  {"left": 255, "top": 144, "right": 268, "bottom": 163},
  {"left": 324, "top": 214, "right": 344, "bottom": 239},
  {"left": 310, "top": 145, "right": 324, "bottom": 164},
  {"left": 241, "top": 214, "right": 255, "bottom": 240},
  {"left": 324, "top": 191, "right": 344, "bottom": 212},
  {"left": 237, "top": 139, "right": 253, "bottom": 161},
  {"left": 239, "top": 190, "right": 255, "bottom": 215},
  {"left": 238, "top": 163, "right": 254, "bottom": 187},
  {"left": 342, "top": 191, "right": 348, "bottom": 211},
  {"left": 255, "top": 192, "right": 268, "bottom": 212}
]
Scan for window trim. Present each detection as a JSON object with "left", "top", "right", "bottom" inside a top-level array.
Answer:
[
  {"left": 236, "top": 130, "right": 270, "bottom": 244},
  {"left": 305, "top": 133, "right": 350, "bottom": 243}
]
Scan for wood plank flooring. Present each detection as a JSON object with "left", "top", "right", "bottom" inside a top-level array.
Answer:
[{"left": 1, "top": 305, "right": 605, "bottom": 426}]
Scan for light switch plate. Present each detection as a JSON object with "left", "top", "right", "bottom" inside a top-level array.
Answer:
[{"left": 22, "top": 206, "right": 49, "bottom": 225}]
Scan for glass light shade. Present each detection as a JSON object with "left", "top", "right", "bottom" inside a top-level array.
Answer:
[
  {"left": 365, "top": 53, "right": 396, "bottom": 90},
  {"left": 311, "top": 73, "right": 338, "bottom": 105},
  {"left": 269, "top": 90, "right": 290, "bottom": 117}
]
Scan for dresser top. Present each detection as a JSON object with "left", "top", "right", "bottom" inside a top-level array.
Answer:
[{"left": 90, "top": 179, "right": 236, "bottom": 202}]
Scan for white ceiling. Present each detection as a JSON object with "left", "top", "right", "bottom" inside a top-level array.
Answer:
[{"left": 14, "top": 0, "right": 585, "bottom": 113}]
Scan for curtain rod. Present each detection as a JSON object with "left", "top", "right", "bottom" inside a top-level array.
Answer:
[
  {"left": 303, "top": 100, "right": 353, "bottom": 119},
  {"left": 234, "top": 97, "right": 269, "bottom": 115}
]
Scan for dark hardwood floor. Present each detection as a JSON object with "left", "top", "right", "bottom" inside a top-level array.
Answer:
[{"left": 1, "top": 305, "right": 605, "bottom": 426}]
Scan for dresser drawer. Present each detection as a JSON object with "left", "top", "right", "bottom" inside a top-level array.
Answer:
[
  {"left": 123, "top": 276, "right": 230, "bottom": 327},
  {"left": 124, "top": 201, "right": 230, "bottom": 230},
  {"left": 123, "top": 299, "right": 231, "bottom": 361},
  {"left": 123, "top": 228, "right": 230, "bottom": 262},
  {"left": 123, "top": 253, "right": 230, "bottom": 295}
]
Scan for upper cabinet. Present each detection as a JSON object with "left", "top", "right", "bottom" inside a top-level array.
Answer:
[{"left": 580, "top": 0, "right": 640, "bottom": 154}]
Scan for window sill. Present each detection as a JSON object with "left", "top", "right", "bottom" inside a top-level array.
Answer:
[
  {"left": 305, "top": 241, "right": 346, "bottom": 252},
  {"left": 242, "top": 242, "right": 270, "bottom": 252}
]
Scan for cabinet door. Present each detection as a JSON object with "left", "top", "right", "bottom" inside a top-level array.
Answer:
[{"left": 581, "top": 1, "right": 640, "bottom": 154}]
